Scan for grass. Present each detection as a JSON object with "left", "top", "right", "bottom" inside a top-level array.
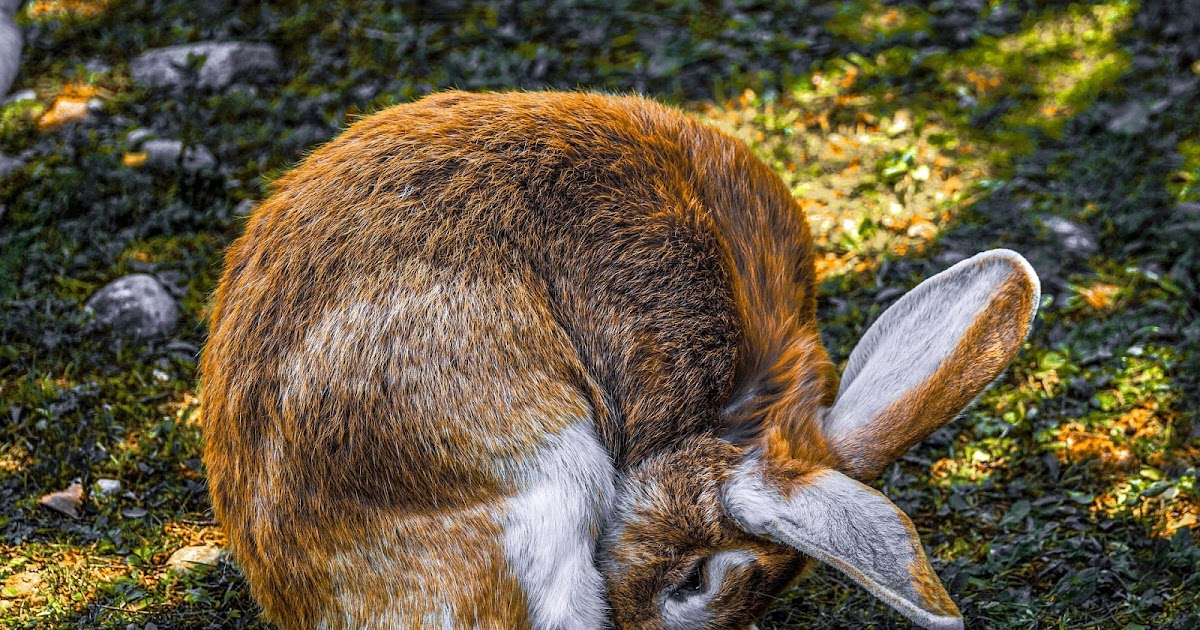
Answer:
[{"left": 1, "top": 0, "right": 1197, "bottom": 627}]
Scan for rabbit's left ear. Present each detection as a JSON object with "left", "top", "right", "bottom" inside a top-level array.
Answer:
[
  {"left": 724, "top": 462, "right": 962, "bottom": 630},
  {"left": 825, "top": 249, "right": 1040, "bottom": 481}
]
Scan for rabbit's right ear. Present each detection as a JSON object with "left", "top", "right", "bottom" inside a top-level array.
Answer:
[
  {"left": 824, "top": 249, "right": 1040, "bottom": 480},
  {"left": 723, "top": 461, "right": 963, "bottom": 630}
]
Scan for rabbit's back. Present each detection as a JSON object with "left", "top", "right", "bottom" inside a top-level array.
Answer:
[{"left": 201, "top": 91, "right": 820, "bottom": 628}]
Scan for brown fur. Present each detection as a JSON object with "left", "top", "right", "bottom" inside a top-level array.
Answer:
[
  {"left": 201, "top": 91, "right": 838, "bottom": 628},
  {"left": 599, "top": 436, "right": 809, "bottom": 630},
  {"left": 893, "top": 507, "right": 959, "bottom": 619}
]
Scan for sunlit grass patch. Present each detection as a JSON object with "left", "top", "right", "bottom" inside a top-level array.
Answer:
[
  {"left": 1, "top": 371, "right": 212, "bottom": 624},
  {"left": 934, "top": 2, "right": 1134, "bottom": 140},
  {"left": 1026, "top": 344, "right": 1199, "bottom": 537},
  {"left": 1045, "top": 346, "right": 1180, "bottom": 462},
  {"left": 968, "top": 346, "right": 1080, "bottom": 441},
  {"left": 1055, "top": 411, "right": 1153, "bottom": 474},
  {"left": 692, "top": 0, "right": 1134, "bottom": 282},
  {"left": 121, "top": 151, "right": 148, "bottom": 167},
  {"left": 697, "top": 79, "right": 986, "bottom": 279},
  {"left": 930, "top": 448, "right": 1007, "bottom": 488},
  {"left": 1076, "top": 281, "right": 1121, "bottom": 313},
  {"left": 1094, "top": 469, "right": 1199, "bottom": 537},
  {"left": 1058, "top": 261, "right": 1190, "bottom": 324},
  {"left": 0, "top": 516, "right": 230, "bottom": 625},
  {"left": 0, "top": 542, "right": 131, "bottom": 621},
  {"left": 0, "top": 443, "right": 30, "bottom": 475},
  {"left": 0, "top": 97, "right": 44, "bottom": 143},
  {"left": 0, "top": 521, "right": 250, "bottom": 626},
  {"left": 37, "top": 81, "right": 115, "bottom": 129}
]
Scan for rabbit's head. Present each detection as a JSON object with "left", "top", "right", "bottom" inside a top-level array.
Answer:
[{"left": 598, "top": 250, "right": 1040, "bottom": 630}]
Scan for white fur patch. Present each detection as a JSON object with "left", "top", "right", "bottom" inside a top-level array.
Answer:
[{"left": 502, "top": 422, "right": 616, "bottom": 630}]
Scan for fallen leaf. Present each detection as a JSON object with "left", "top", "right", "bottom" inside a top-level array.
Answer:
[
  {"left": 1080, "top": 283, "right": 1120, "bottom": 311},
  {"left": 166, "top": 545, "right": 222, "bottom": 573},
  {"left": 37, "top": 97, "right": 89, "bottom": 128},
  {"left": 122, "top": 152, "right": 148, "bottom": 167},
  {"left": 38, "top": 483, "right": 84, "bottom": 519},
  {"left": 1, "top": 571, "right": 40, "bottom": 599}
]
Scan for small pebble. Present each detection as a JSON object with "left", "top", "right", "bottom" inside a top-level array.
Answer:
[{"left": 94, "top": 478, "right": 121, "bottom": 497}]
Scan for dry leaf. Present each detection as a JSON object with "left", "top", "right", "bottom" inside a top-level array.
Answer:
[
  {"left": 166, "top": 545, "right": 222, "bottom": 573},
  {"left": 1, "top": 571, "right": 40, "bottom": 599},
  {"left": 38, "top": 483, "right": 84, "bottom": 519}
]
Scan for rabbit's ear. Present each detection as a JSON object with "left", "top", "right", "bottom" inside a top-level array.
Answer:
[
  {"left": 825, "top": 249, "right": 1039, "bottom": 480},
  {"left": 724, "top": 463, "right": 963, "bottom": 630}
]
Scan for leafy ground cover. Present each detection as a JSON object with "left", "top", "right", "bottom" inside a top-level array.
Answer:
[{"left": 1, "top": 0, "right": 1197, "bottom": 627}]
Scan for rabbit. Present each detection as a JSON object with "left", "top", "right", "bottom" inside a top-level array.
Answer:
[{"left": 200, "top": 90, "right": 1039, "bottom": 630}]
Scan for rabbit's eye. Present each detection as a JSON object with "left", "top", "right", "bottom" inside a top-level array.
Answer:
[
  {"left": 658, "top": 551, "right": 754, "bottom": 629},
  {"left": 668, "top": 557, "right": 709, "bottom": 601}
]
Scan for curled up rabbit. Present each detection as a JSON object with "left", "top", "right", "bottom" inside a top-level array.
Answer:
[{"left": 200, "top": 90, "right": 1039, "bottom": 630}]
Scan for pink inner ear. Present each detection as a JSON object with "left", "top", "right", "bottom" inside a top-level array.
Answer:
[
  {"left": 722, "top": 461, "right": 963, "bottom": 630},
  {"left": 823, "top": 250, "right": 1040, "bottom": 480}
]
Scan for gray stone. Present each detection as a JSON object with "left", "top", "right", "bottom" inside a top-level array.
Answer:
[
  {"left": 141, "top": 138, "right": 215, "bottom": 172},
  {"left": 155, "top": 270, "right": 188, "bottom": 298},
  {"left": 131, "top": 41, "right": 280, "bottom": 90},
  {"left": 83, "top": 58, "right": 112, "bottom": 74},
  {"left": 1106, "top": 101, "right": 1150, "bottom": 135},
  {"left": 94, "top": 478, "right": 122, "bottom": 497},
  {"left": 1042, "top": 216, "right": 1097, "bottom": 255},
  {"left": 3, "top": 87, "right": 33, "bottom": 103},
  {"left": 0, "top": 0, "right": 21, "bottom": 99},
  {"left": 166, "top": 545, "right": 222, "bottom": 572},
  {"left": 0, "top": 151, "right": 23, "bottom": 178},
  {"left": 84, "top": 274, "right": 180, "bottom": 341},
  {"left": 125, "top": 127, "right": 155, "bottom": 148}
]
